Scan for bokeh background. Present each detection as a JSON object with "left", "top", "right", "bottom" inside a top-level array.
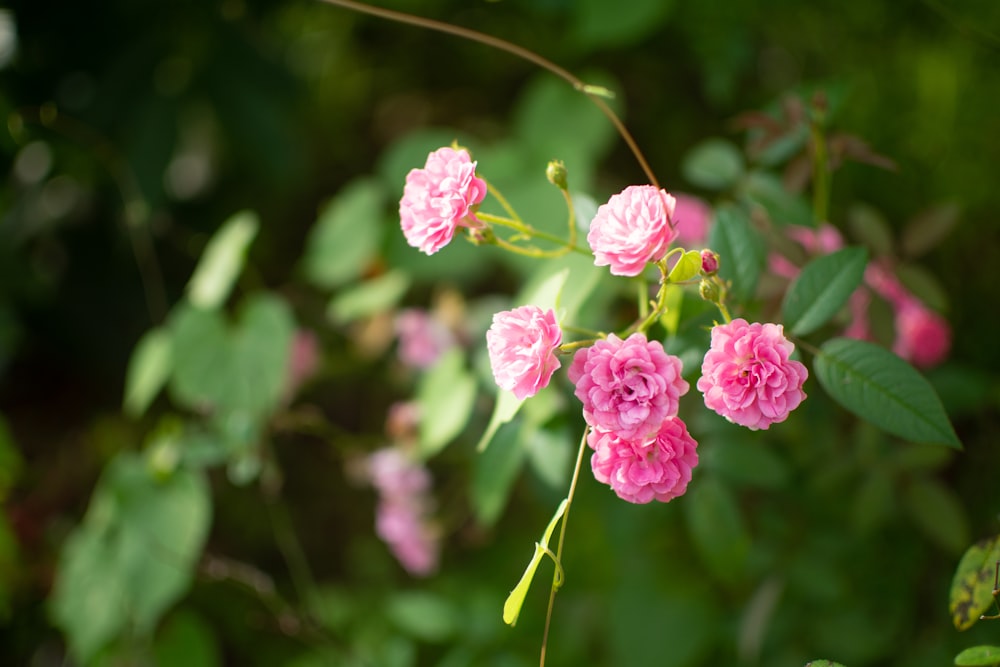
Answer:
[{"left": 2, "top": 0, "right": 1000, "bottom": 665}]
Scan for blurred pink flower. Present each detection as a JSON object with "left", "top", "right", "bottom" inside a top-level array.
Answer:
[
  {"left": 568, "top": 333, "right": 688, "bottom": 440},
  {"left": 284, "top": 329, "right": 320, "bottom": 399},
  {"left": 864, "top": 262, "right": 908, "bottom": 305},
  {"left": 399, "top": 146, "right": 487, "bottom": 255},
  {"left": 672, "top": 193, "right": 712, "bottom": 247},
  {"left": 697, "top": 318, "right": 808, "bottom": 430},
  {"left": 588, "top": 185, "right": 678, "bottom": 276},
  {"left": 366, "top": 447, "right": 440, "bottom": 577},
  {"left": 843, "top": 288, "right": 872, "bottom": 341},
  {"left": 588, "top": 417, "right": 698, "bottom": 504},
  {"left": 892, "top": 299, "right": 951, "bottom": 368},
  {"left": 486, "top": 305, "right": 562, "bottom": 400},
  {"left": 768, "top": 223, "right": 845, "bottom": 279},
  {"left": 395, "top": 308, "right": 455, "bottom": 369}
]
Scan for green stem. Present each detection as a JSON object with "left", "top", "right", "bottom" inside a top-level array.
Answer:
[
  {"left": 316, "top": 0, "right": 662, "bottom": 189},
  {"left": 539, "top": 427, "right": 590, "bottom": 667},
  {"left": 810, "top": 117, "right": 830, "bottom": 224},
  {"left": 477, "top": 212, "right": 589, "bottom": 257},
  {"left": 486, "top": 180, "right": 523, "bottom": 224}
]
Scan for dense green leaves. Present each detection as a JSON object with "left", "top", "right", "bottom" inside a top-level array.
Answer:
[
  {"left": 950, "top": 535, "right": 1000, "bottom": 631},
  {"left": 683, "top": 475, "right": 750, "bottom": 585},
  {"left": 50, "top": 454, "right": 211, "bottom": 663},
  {"left": 813, "top": 338, "right": 961, "bottom": 448},
  {"left": 782, "top": 246, "right": 868, "bottom": 335}
]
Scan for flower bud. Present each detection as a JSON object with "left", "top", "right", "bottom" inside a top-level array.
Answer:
[
  {"left": 699, "top": 278, "right": 720, "bottom": 303},
  {"left": 700, "top": 249, "right": 720, "bottom": 276},
  {"left": 546, "top": 160, "right": 568, "bottom": 190}
]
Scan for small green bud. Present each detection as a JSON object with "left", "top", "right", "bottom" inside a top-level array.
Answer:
[
  {"left": 699, "top": 277, "right": 721, "bottom": 304},
  {"left": 546, "top": 160, "right": 568, "bottom": 190}
]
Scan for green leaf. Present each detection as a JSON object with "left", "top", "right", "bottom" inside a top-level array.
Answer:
[
  {"left": 805, "top": 662, "right": 847, "bottom": 667},
  {"left": 682, "top": 138, "right": 745, "bottom": 190},
  {"left": 416, "top": 349, "right": 476, "bottom": 459},
  {"left": 169, "top": 295, "right": 295, "bottom": 416},
  {"left": 476, "top": 389, "right": 523, "bottom": 454},
  {"left": 572, "top": 0, "right": 673, "bottom": 47},
  {"left": 902, "top": 202, "right": 960, "bottom": 259},
  {"left": 743, "top": 171, "right": 814, "bottom": 227},
  {"left": 327, "top": 270, "right": 411, "bottom": 325},
  {"left": 847, "top": 203, "right": 894, "bottom": 256},
  {"left": 503, "top": 498, "right": 567, "bottom": 626},
  {"left": 472, "top": 421, "right": 528, "bottom": 526},
  {"left": 708, "top": 204, "right": 764, "bottom": 303},
  {"left": 50, "top": 454, "right": 212, "bottom": 663},
  {"left": 667, "top": 249, "right": 703, "bottom": 284},
  {"left": 302, "top": 178, "right": 386, "bottom": 290},
  {"left": 950, "top": 535, "right": 1000, "bottom": 630},
  {"left": 386, "top": 591, "right": 458, "bottom": 642},
  {"left": 813, "top": 338, "right": 962, "bottom": 448},
  {"left": 683, "top": 475, "right": 750, "bottom": 585},
  {"left": 700, "top": 437, "right": 790, "bottom": 489},
  {"left": 124, "top": 327, "right": 172, "bottom": 418},
  {"left": 154, "top": 610, "right": 222, "bottom": 667},
  {"left": 186, "top": 210, "right": 259, "bottom": 310},
  {"left": 782, "top": 246, "right": 868, "bottom": 336},
  {"left": 955, "top": 646, "right": 1000, "bottom": 666}
]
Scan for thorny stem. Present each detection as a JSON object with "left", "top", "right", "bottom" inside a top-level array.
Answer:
[
  {"left": 316, "top": 0, "right": 662, "bottom": 190},
  {"left": 539, "top": 426, "right": 590, "bottom": 667}
]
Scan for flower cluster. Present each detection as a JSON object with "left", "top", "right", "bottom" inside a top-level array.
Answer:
[
  {"left": 697, "top": 318, "right": 808, "bottom": 430},
  {"left": 395, "top": 308, "right": 456, "bottom": 369},
  {"left": 569, "top": 333, "right": 697, "bottom": 504},
  {"left": 366, "top": 444, "right": 440, "bottom": 577},
  {"left": 399, "top": 146, "right": 487, "bottom": 255}
]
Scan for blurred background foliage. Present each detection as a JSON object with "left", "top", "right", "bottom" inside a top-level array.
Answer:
[{"left": 2, "top": 0, "right": 1000, "bottom": 665}]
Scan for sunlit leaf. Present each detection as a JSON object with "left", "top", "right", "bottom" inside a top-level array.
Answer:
[
  {"left": 476, "top": 389, "right": 523, "bottom": 454},
  {"left": 124, "top": 327, "right": 172, "bottom": 418},
  {"left": 302, "top": 178, "right": 386, "bottom": 290},
  {"left": 472, "top": 421, "right": 527, "bottom": 526},
  {"left": 667, "top": 249, "right": 703, "bottom": 284},
  {"left": 805, "top": 661, "right": 847, "bottom": 667},
  {"left": 813, "top": 337, "right": 961, "bottom": 448},
  {"left": 327, "top": 270, "right": 410, "bottom": 325},
  {"left": 782, "top": 246, "right": 868, "bottom": 336},
  {"left": 955, "top": 646, "right": 1000, "bottom": 666},
  {"left": 709, "top": 204, "right": 764, "bottom": 303},
  {"left": 186, "top": 210, "right": 258, "bottom": 310},
  {"left": 503, "top": 499, "right": 567, "bottom": 626},
  {"left": 417, "top": 349, "right": 476, "bottom": 459},
  {"left": 682, "top": 138, "right": 745, "bottom": 190},
  {"left": 950, "top": 535, "right": 1000, "bottom": 630}
]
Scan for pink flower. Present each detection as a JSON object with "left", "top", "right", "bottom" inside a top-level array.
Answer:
[
  {"left": 588, "top": 417, "right": 698, "bottom": 504},
  {"left": 568, "top": 333, "right": 689, "bottom": 440},
  {"left": 283, "top": 329, "right": 320, "bottom": 400},
  {"left": 486, "top": 305, "right": 562, "bottom": 400},
  {"left": 399, "top": 146, "right": 487, "bottom": 255},
  {"left": 892, "top": 299, "right": 951, "bottom": 368},
  {"left": 673, "top": 193, "right": 712, "bottom": 247},
  {"left": 366, "top": 447, "right": 440, "bottom": 577},
  {"left": 864, "top": 262, "right": 908, "bottom": 305},
  {"left": 395, "top": 309, "right": 455, "bottom": 369},
  {"left": 843, "top": 288, "right": 872, "bottom": 341},
  {"left": 697, "top": 319, "right": 808, "bottom": 430},
  {"left": 588, "top": 185, "right": 678, "bottom": 276}
]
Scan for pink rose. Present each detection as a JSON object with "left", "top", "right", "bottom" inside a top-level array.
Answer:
[
  {"left": 486, "top": 305, "right": 562, "bottom": 400},
  {"left": 588, "top": 185, "right": 678, "bottom": 276},
  {"left": 697, "top": 319, "right": 808, "bottom": 430},
  {"left": 588, "top": 417, "right": 698, "bottom": 504},
  {"left": 892, "top": 299, "right": 951, "bottom": 368},
  {"left": 568, "top": 333, "right": 689, "bottom": 440},
  {"left": 673, "top": 193, "right": 712, "bottom": 247},
  {"left": 399, "top": 146, "right": 487, "bottom": 255},
  {"left": 368, "top": 447, "right": 431, "bottom": 499}
]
